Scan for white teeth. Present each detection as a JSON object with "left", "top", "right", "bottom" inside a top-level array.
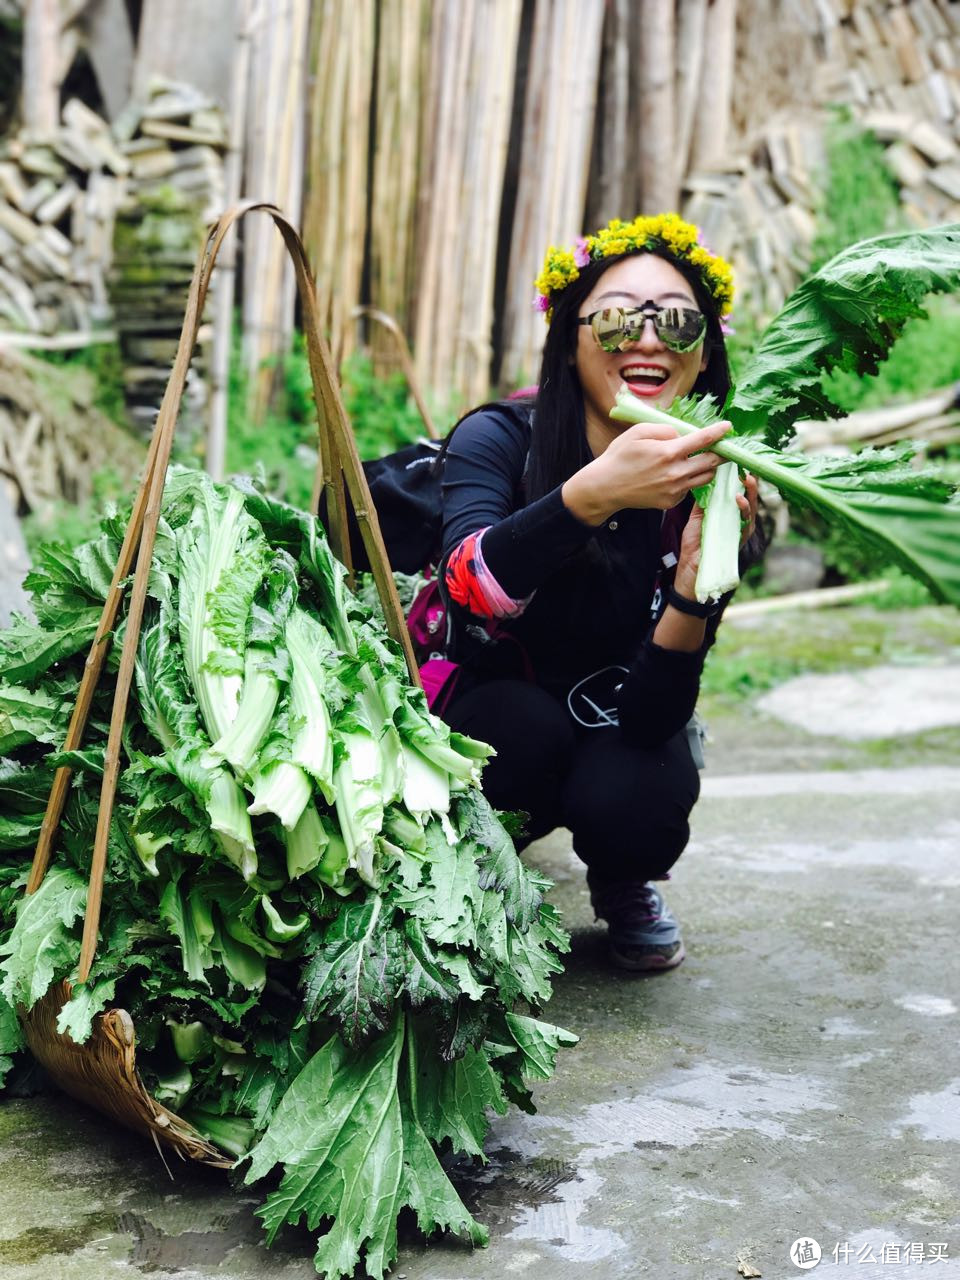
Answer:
[{"left": 622, "top": 366, "right": 668, "bottom": 383}]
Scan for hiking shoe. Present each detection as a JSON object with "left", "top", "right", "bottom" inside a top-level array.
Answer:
[{"left": 587, "top": 876, "right": 685, "bottom": 972}]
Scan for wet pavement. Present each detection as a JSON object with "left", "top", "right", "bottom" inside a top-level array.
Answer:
[{"left": 2, "top": 613, "right": 960, "bottom": 1280}]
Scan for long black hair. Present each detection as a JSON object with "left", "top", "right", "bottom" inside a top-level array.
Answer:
[{"left": 524, "top": 249, "right": 732, "bottom": 504}]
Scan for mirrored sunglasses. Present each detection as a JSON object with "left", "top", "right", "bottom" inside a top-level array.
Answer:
[{"left": 578, "top": 303, "right": 707, "bottom": 353}]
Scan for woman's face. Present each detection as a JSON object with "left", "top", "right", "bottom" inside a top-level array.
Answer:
[{"left": 574, "top": 253, "right": 709, "bottom": 431}]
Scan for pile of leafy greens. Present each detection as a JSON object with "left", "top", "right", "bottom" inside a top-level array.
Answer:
[
  {"left": 613, "top": 223, "right": 960, "bottom": 607},
  {"left": 0, "top": 467, "right": 574, "bottom": 1279}
]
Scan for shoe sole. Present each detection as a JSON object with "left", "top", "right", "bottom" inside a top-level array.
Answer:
[{"left": 608, "top": 940, "right": 686, "bottom": 973}]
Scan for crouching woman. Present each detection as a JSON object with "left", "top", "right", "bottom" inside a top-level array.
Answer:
[{"left": 437, "top": 214, "right": 763, "bottom": 972}]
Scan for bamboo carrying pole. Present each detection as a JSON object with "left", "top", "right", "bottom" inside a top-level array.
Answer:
[{"left": 26, "top": 204, "right": 420, "bottom": 985}]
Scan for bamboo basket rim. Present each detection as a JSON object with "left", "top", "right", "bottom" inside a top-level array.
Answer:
[{"left": 16, "top": 201, "right": 419, "bottom": 1168}]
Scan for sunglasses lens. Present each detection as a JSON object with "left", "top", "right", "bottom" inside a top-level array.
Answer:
[
  {"left": 655, "top": 307, "right": 706, "bottom": 351},
  {"left": 591, "top": 307, "right": 631, "bottom": 351},
  {"left": 588, "top": 305, "right": 706, "bottom": 352}
]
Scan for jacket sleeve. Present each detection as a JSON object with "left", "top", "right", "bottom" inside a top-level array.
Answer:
[
  {"left": 616, "top": 639, "right": 707, "bottom": 747},
  {"left": 440, "top": 407, "right": 595, "bottom": 601}
]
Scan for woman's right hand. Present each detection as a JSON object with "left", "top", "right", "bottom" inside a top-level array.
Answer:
[{"left": 562, "top": 419, "right": 731, "bottom": 525}]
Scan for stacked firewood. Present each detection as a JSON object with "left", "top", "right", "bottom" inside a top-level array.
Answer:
[
  {"left": 0, "top": 78, "right": 225, "bottom": 433},
  {"left": 676, "top": 0, "right": 960, "bottom": 328},
  {"left": 0, "top": 97, "right": 126, "bottom": 340},
  {"left": 0, "top": 346, "right": 143, "bottom": 520},
  {"left": 109, "top": 79, "right": 226, "bottom": 432}
]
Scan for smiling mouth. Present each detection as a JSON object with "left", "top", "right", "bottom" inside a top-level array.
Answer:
[{"left": 620, "top": 365, "right": 669, "bottom": 390}]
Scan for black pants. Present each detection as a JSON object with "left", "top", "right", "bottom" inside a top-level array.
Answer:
[{"left": 443, "top": 679, "right": 700, "bottom": 882}]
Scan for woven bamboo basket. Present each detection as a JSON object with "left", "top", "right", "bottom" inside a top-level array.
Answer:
[{"left": 17, "top": 203, "right": 418, "bottom": 1167}]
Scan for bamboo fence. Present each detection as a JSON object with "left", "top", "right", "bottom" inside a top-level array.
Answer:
[{"left": 8, "top": 0, "right": 960, "bottom": 421}]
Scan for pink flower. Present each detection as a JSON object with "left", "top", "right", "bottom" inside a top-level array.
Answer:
[
  {"left": 573, "top": 236, "right": 591, "bottom": 268},
  {"left": 720, "top": 317, "right": 736, "bottom": 337},
  {"left": 533, "top": 293, "right": 551, "bottom": 312}
]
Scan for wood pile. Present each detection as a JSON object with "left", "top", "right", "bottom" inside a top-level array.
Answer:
[
  {"left": 300, "top": 0, "right": 960, "bottom": 406},
  {"left": 677, "top": 0, "right": 960, "bottom": 325},
  {"left": 108, "top": 78, "right": 226, "bottom": 433},
  {"left": 0, "top": 76, "right": 225, "bottom": 433},
  {"left": 0, "top": 96, "right": 127, "bottom": 339},
  {"left": 0, "top": 346, "right": 143, "bottom": 522},
  {"left": 5, "top": 0, "right": 958, "bottom": 423}
]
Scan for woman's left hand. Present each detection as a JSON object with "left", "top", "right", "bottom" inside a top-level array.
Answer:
[{"left": 737, "top": 473, "right": 759, "bottom": 547}]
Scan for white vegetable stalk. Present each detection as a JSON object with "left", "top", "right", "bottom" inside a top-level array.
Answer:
[
  {"left": 696, "top": 461, "right": 744, "bottom": 602},
  {"left": 247, "top": 760, "right": 312, "bottom": 830},
  {"left": 209, "top": 645, "right": 280, "bottom": 773},
  {"left": 611, "top": 388, "right": 747, "bottom": 602}
]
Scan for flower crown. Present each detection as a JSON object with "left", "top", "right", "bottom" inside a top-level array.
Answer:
[{"left": 534, "top": 213, "right": 735, "bottom": 321}]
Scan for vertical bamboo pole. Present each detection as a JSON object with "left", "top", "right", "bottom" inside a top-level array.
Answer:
[
  {"left": 590, "top": 0, "right": 630, "bottom": 227},
  {"left": 207, "top": 0, "right": 255, "bottom": 481},
  {"left": 499, "top": 0, "right": 605, "bottom": 387},
  {"left": 637, "top": 0, "right": 677, "bottom": 211},
  {"left": 22, "top": 0, "right": 60, "bottom": 133},
  {"left": 688, "top": 0, "right": 738, "bottom": 172},
  {"left": 304, "top": 0, "right": 374, "bottom": 363},
  {"left": 242, "top": 0, "right": 309, "bottom": 418},
  {"left": 675, "top": 0, "right": 709, "bottom": 183}
]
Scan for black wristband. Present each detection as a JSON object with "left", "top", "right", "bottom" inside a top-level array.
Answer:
[{"left": 666, "top": 585, "right": 720, "bottom": 618}]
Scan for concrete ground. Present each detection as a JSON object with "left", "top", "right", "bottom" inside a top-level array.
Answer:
[{"left": 1, "top": 604, "right": 959, "bottom": 1280}]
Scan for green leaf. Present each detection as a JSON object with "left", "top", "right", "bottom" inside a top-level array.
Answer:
[
  {"left": 503, "top": 1012, "right": 579, "bottom": 1082},
  {"left": 0, "top": 990, "right": 25, "bottom": 1086},
  {"left": 0, "top": 610, "right": 103, "bottom": 684},
  {"left": 56, "top": 976, "right": 117, "bottom": 1044},
  {"left": 301, "top": 898, "right": 401, "bottom": 1046},
  {"left": 245, "top": 1016, "right": 486, "bottom": 1280},
  {"left": 159, "top": 877, "right": 214, "bottom": 984},
  {"left": 0, "top": 866, "right": 86, "bottom": 1008},
  {"left": 730, "top": 223, "right": 960, "bottom": 444},
  {"left": 245, "top": 1020, "right": 405, "bottom": 1275},
  {"left": 613, "top": 391, "right": 960, "bottom": 608},
  {"left": 0, "top": 811, "right": 44, "bottom": 853},
  {"left": 455, "top": 791, "right": 545, "bottom": 929},
  {"left": 410, "top": 1015, "right": 507, "bottom": 1156},
  {"left": 398, "top": 919, "right": 461, "bottom": 1006},
  {"left": 0, "top": 683, "right": 71, "bottom": 754},
  {"left": 504, "top": 904, "right": 568, "bottom": 1006},
  {"left": 396, "top": 1018, "right": 489, "bottom": 1249}
]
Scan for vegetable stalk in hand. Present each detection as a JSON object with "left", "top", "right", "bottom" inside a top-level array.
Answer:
[{"left": 611, "top": 388, "right": 960, "bottom": 608}]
